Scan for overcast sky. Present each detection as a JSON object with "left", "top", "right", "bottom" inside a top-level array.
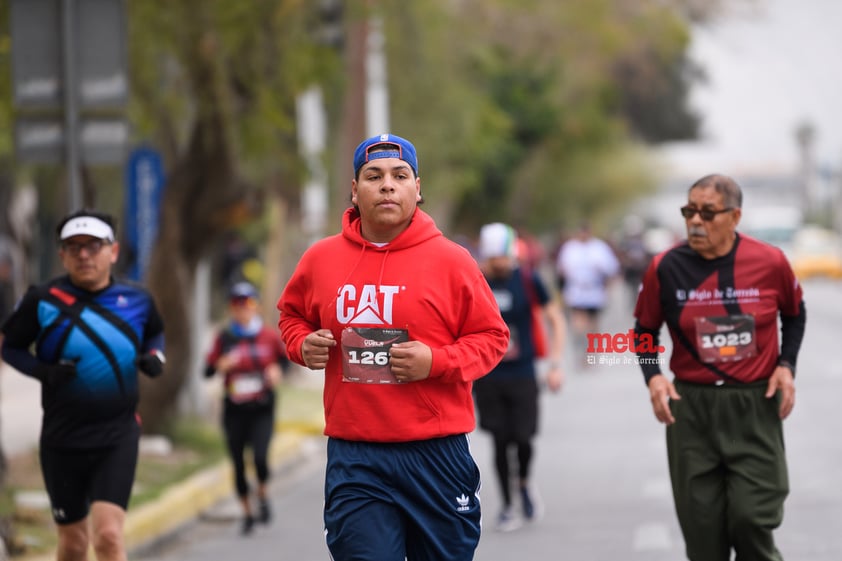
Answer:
[{"left": 658, "top": 0, "right": 842, "bottom": 179}]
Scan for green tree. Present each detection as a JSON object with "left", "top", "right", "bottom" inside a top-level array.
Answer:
[
  {"left": 380, "top": 0, "right": 705, "bottom": 234},
  {"left": 127, "top": 0, "right": 336, "bottom": 432}
]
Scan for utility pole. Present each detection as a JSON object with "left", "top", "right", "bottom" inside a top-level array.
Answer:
[
  {"left": 60, "top": 0, "right": 82, "bottom": 210},
  {"left": 336, "top": 6, "right": 368, "bottom": 216},
  {"left": 365, "top": 16, "right": 389, "bottom": 135},
  {"left": 335, "top": 5, "right": 391, "bottom": 216}
]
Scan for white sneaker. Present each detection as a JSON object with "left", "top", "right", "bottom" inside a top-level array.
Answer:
[{"left": 495, "top": 507, "right": 522, "bottom": 532}]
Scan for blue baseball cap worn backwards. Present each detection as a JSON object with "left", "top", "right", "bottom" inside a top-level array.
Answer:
[{"left": 353, "top": 133, "right": 419, "bottom": 177}]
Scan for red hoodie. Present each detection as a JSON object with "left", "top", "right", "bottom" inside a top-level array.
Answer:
[{"left": 277, "top": 207, "right": 509, "bottom": 442}]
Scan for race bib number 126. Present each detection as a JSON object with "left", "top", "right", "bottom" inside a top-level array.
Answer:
[{"left": 341, "top": 327, "right": 409, "bottom": 384}]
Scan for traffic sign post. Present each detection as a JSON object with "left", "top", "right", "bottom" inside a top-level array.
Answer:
[{"left": 10, "top": 0, "right": 128, "bottom": 211}]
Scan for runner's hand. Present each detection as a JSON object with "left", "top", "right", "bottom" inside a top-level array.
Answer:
[
  {"left": 765, "top": 365, "right": 795, "bottom": 419},
  {"left": 545, "top": 365, "right": 564, "bottom": 393},
  {"left": 302, "top": 329, "right": 335, "bottom": 370},
  {"left": 389, "top": 341, "right": 432, "bottom": 383},
  {"left": 37, "top": 360, "right": 78, "bottom": 388},
  {"left": 648, "top": 374, "right": 680, "bottom": 425},
  {"left": 215, "top": 352, "right": 239, "bottom": 373},
  {"left": 137, "top": 350, "right": 166, "bottom": 378},
  {"left": 264, "top": 363, "right": 282, "bottom": 387}
]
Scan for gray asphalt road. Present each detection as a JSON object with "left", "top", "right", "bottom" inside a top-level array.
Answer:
[{"left": 132, "top": 278, "right": 842, "bottom": 561}]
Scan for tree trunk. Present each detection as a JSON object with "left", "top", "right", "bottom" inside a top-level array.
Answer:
[
  {"left": 136, "top": 29, "right": 245, "bottom": 433},
  {"left": 137, "top": 221, "right": 194, "bottom": 433}
]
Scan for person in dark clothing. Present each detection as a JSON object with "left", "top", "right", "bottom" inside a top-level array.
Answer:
[
  {"left": 633, "top": 174, "right": 806, "bottom": 561},
  {"left": 205, "top": 281, "right": 286, "bottom": 535},
  {"left": 474, "top": 222, "right": 566, "bottom": 532},
  {"left": 1, "top": 209, "right": 165, "bottom": 561}
]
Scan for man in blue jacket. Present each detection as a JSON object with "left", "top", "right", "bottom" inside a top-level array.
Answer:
[{"left": 1, "top": 209, "right": 165, "bottom": 561}]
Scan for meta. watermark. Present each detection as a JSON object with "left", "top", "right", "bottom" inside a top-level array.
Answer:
[{"left": 584, "top": 329, "right": 666, "bottom": 366}]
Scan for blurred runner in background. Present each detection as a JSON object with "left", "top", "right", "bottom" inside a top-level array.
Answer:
[
  {"left": 555, "top": 222, "right": 620, "bottom": 364},
  {"left": 475, "top": 222, "right": 566, "bottom": 532},
  {"left": 204, "top": 281, "right": 286, "bottom": 535}
]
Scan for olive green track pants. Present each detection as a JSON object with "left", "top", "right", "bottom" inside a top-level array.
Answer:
[{"left": 667, "top": 380, "right": 788, "bottom": 561}]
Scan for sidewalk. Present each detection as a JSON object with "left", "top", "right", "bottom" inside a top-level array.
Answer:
[
  {"left": 2, "top": 361, "right": 325, "bottom": 561},
  {"left": 0, "top": 361, "right": 42, "bottom": 458}
]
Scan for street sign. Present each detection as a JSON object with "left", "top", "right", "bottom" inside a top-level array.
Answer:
[
  {"left": 14, "top": 120, "right": 63, "bottom": 163},
  {"left": 80, "top": 119, "right": 129, "bottom": 164},
  {"left": 11, "top": 0, "right": 129, "bottom": 193},
  {"left": 10, "top": 0, "right": 62, "bottom": 109},
  {"left": 11, "top": 0, "right": 128, "bottom": 111},
  {"left": 15, "top": 118, "right": 128, "bottom": 165},
  {"left": 75, "top": 0, "right": 129, "bottom": 109},
  {"left": 125, "top": 147, "right": 166, "bottom": 281}
]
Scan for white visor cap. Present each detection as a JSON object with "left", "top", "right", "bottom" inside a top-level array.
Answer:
[{"left": 59, "top": 216, "right": 115, "bottom": 242}]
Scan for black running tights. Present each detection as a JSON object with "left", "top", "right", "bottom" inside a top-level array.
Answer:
[
  {"left": 493, "top": 435, "right": 533, "bottom": 507},
  {"left": 223, "top": 407, "right": 274, "bottom": 497}
]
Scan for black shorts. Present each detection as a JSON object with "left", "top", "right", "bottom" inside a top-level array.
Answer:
[
  {"left": 569, "top": 306, "right": 602, "bottom": 317},
  {"left": 473, "top": 375, "right": 539, "bottom": 440},
  {"left": 40, "top": 436, "right": 139, "bottom": 524}
]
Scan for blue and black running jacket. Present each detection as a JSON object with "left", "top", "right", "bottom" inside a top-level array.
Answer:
[{"left": 1, "top": 275, "right": 164, "bottom": 448}]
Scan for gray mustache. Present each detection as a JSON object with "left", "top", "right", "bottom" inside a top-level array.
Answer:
[{"left": 688, "top": 227, "right": 706, "bottom": 237}]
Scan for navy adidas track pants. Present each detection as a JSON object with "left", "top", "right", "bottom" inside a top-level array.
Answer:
[{"left": 324, "top": 433, "right": 482, "bottom": 561}]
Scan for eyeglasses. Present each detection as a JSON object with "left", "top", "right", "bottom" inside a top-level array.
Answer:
[
  {"left": 680, "top": 206, "right": 734, "bottom": 221},
  {"left": 61, "top": 239, "right": 110, "bottom": 256}
]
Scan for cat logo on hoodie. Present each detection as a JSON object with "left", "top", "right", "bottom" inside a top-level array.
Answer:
[{"left": 336, "top": 284, "right": 402, "bottom": 325}]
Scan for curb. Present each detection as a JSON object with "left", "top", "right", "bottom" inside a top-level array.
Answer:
[
  {"left": 126, "top": 426, "right": 315, "bottom": 551},
  {"left": 17, "top": 418, "right": 324, "bottom": 561}
]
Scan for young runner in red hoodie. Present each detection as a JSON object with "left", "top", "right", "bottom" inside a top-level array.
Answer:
[{"left": 277, "top": 133, "right": 509, "bottom": 561}]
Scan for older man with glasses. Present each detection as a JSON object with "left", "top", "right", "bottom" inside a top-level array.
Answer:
[
  {"left": 632, "top": 174, "right": 807, "bottom": 561},
  {"left": 1, "top": 209, "right": 165, "bottom": 561}
]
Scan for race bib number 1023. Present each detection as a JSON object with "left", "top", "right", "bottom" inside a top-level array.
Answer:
[
  {"left": 341, "top": 327, "right": 409, "bottom": 384},
  {"left": 694, "top": 314, "right": 757, "bottom": 363}
]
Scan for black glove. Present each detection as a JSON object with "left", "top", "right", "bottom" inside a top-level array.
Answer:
[
  {"left": 36, "top": 360, "right": 78, "bottom": 388},
  {"left": 137, "top": 350, "right": 166, "bottom": 378}
]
